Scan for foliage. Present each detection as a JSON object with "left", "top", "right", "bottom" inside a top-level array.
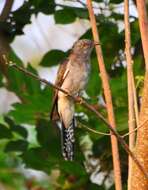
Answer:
[{"left": 0, "top": 0, "right": 145, "bottom": 189}]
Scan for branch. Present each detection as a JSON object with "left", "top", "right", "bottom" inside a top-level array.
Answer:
[
  {"left": 0, "top": 0, "right": 14, "bottom": 22},
  {"left": 78, "top": 121, "right": 111, "bottom": 136},
  {"left": 122, "top": 119, "right": 148, "bottom": 138},
  {"left": 3, "top": 55, "right": 148, "bottom": 179},
  {"left": 87, "top": 1, "right": 122, "bottom": 189},
  {"left": 124, "top": 0, "right": 136, "bottom": 189}
]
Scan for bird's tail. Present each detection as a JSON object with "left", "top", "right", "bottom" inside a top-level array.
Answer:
[{"left": 61, "top": 119, "right": 75, "bottom": 161}]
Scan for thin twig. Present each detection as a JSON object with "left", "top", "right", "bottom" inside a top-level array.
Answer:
[
  {"left": 80, "top": 119, "right": 147, "bottom": 138},
  {"left": 4, "top": 55, "right": 148, "bottom": 179},
  {"left": 122, "top": 119, "right": 148, "bottom": 138},
  {"left": 78, "top": 122, "right": 111, "bottom": 136},
  {"left": 87, "top": 1, "right": 122, "bottom": 189},
  {"left": 80, "top": 118, "right": 148, "bottom": 138}
]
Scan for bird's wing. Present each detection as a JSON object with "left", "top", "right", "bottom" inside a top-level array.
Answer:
[
  {"left": 50, "top": 58, "right": 75, "bottom": 161},
  {"left": 50, "top": 59, "right": 69, "bottom": 121}
]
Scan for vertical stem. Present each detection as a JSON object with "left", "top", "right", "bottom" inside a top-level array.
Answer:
[
  {"left": 0, "top": 0, "right": 14, "bottom": 21},
  {"left": 86, "top": 1, "right": 122, "bottom": 190},
  {"left": 124, "top": 0, "right": 136, "bottom": 189},
  {"left": 131, "top": 0, "right": 148, "bottom": 189},
  {"left": 136, "top": 0, "right": 148, "bottom": 69},
  {"left": 0, "top": 0, "right": 14, "bottom": 81}
]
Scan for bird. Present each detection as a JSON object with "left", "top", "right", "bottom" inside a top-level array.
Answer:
[{"left": 50, "top": 39, "right": 95, "bottom": 161}]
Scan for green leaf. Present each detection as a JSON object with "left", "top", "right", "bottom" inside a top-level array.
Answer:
[
  {"left": 115, "top": 107, "right": 128, "bottom": 132},
  {"left": 110, "top": 0, "right": 123, "bottom": 3},
  {"left": 23, "top": 64, "right": 41, "bottom": 94},
  {"left": 99, "top": 22, "right": 124, "bottom": 67},
  {"left": 74, "top": 8, "right": 89, "bottom": 19},
  {"left": 40, "top": 50, "right": 67, "bottom": 66},
  {"left": 86, "top": 57, "right": 101, "bottom": 97},
  {"left": 36, "top": 119, "right": 51, "bottom": 148},
  {"left": 36, "top": 119, "right": 62, "bottom": 158},
  {"left": 0, "top": 124, "right": 12, "bottom": 139},
  {"left": 8, "top": 50, "right": 23, "bottom": 66},
  {"left": 9, "top": 87, "right": 52, "bottom": 125},
  {"left": 110, "top": 71, "right": 128, "bottom": 107},
  {"left": 93, "top": 0, "right": 103, "bottom": 2},
  {"left": 130, "top": 20, "right": 140, "bottom": 46},
  {"left": 87, "top": 183, "right": 105, "bottom": 190},
  {"left": 7, "top": 53, "right": 40, "bottom": 97},
  {"left": 5, "top": 140, "right": 28, "bottom": 152},
  {"left": 134, "top": 54, "right": 145, "bottom": 76},
  {"left": 12, "top": 125, "right": 28, "bottom": 138},
  {"left": 4, "top": 117, "right": 28, "bottom": 138},
  {"left": 0, "top": 70, "right": 3, "bottom": 87},
  {"left": 59, "top": 161, "right": 86, "bottom": 176},
  {"left": 31, "top": 0, "right": 55, "bottom": 15},
  {"left": 92, "top": 136, "right": 113, "bottom": 171},
  {"left": 54, "top": 9, "right": 76, "bottom": 24},
  {"left": 9, "top": 103, "right": 38, "bottom": 125},
  {"left": 21, "top": 148, "right": 56, "bottom": 173},
  {"left": 110, "top": 13, "right": 124, "bottom": 21}
]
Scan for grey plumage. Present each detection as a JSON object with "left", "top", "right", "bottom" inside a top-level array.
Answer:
[{"left": 50, "top": 39, "right": 94, "bottom": 161}]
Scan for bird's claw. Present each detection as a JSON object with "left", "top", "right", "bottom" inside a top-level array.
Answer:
[{"left": 77, "top": 97, "right": 83, "bottom": 104}]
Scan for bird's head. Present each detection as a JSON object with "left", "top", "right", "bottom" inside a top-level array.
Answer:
[{"left": 72, "top": 39, "right": 96, "bottom": 57}]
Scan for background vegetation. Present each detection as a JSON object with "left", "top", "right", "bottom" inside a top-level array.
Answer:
[{"left": 0, "top": 0, "right": 146, "bottom": 189}]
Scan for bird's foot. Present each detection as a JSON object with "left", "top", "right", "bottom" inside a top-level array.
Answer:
[{"left": 77, "top": 97, "right": 83, "bottom": 104}]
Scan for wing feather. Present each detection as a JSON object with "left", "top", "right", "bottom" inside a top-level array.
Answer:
[{"left": 50, "top": 59, "right": 69, "bottom": 121}]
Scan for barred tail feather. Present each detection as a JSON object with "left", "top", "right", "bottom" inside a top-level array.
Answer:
[{"left": 61, "top": 119, "right": 75, "bottom": 161}]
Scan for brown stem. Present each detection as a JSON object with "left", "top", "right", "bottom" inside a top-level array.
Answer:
[
  {"left": 86, "top": 0, "right": 122, "bottom": 189},
  {"left": 4, "top": 56, "right": 148, "bottom": 180},
  {"left": 124, "top": 0, "right": 136, "bottom": 189},
  {"left": 136, "top": 0, "right": 148, "bottom": 68},
  {"left": 0, "top": 0, "right": 14, "bottom": 22},
  {"left": 0, "top": 0, "right": 14, "bottom": 81}
]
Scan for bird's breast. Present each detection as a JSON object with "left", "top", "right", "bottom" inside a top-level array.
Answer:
[{"left": 61, "top": 61, "right": 90, "bottom": 95}]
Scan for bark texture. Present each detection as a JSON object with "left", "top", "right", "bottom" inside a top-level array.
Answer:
[
  {"left": 131, "top": 72, "right": 148, "bottom": 189},
  {"left": 131, "top": 0, "right": 148, "bottom": 189}
]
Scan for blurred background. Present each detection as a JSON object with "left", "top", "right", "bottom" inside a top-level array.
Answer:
[{"left": 0, "top": 0, "right": 144, "bottom": 189}]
